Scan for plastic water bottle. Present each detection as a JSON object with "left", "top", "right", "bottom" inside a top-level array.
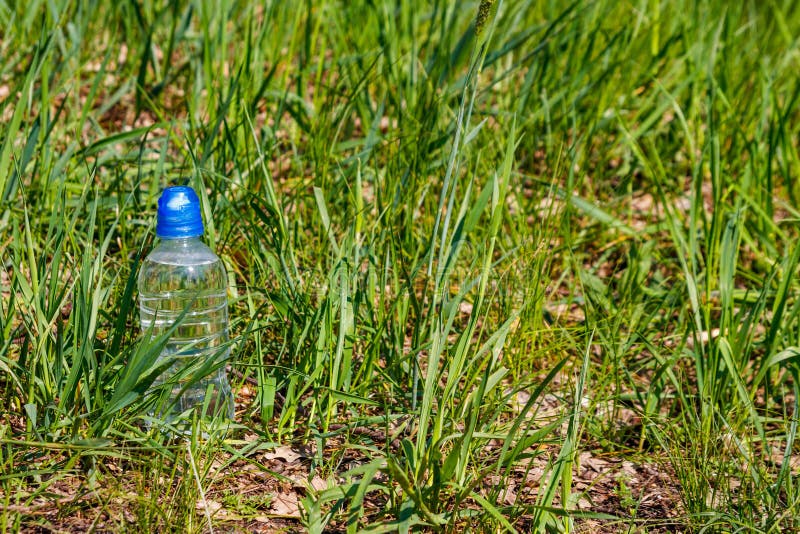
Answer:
[{"left": 138, "top": 186, "right": 234, "bottom": 429}]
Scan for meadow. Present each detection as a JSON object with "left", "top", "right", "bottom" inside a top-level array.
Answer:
[{"left": 1, "top": 0, "right": 800, "bottom": 532}]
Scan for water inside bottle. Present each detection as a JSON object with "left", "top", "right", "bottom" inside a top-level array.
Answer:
[{"left": 139, "top": 261, "right": 235, "bottom": 429}]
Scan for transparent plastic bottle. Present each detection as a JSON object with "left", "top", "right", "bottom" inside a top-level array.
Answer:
[{"left": 138, "top": 186, "right": 234, "bottom": 429}]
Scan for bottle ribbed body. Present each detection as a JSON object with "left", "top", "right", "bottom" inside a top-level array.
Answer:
[{"left": 138, "top": 237, "right": 234, "bottom": 426}]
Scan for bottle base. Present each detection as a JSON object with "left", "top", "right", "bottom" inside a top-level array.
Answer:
[{"left": 146, "top": 373, "right": 235, "bottom": 437}]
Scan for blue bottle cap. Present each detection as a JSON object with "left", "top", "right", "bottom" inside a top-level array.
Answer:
[{"left": 156, "top": 186, "right": 205, "bottom": 238}]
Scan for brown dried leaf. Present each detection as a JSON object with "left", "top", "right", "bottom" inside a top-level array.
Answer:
[
  {"left": 310, "top": 476, "right": 328, "bottom": 492},
  {"left": 270, "top": 491, "right": 300, "bottom": 517},
  {"left": 502, "top": 482, "right": 517, "bottom": 505},
  {"left": 264, "top": 445, "right": 303, "bottom": 464},
  {"left": 195, "top": 499, "right": 223, "bottom": 514}
]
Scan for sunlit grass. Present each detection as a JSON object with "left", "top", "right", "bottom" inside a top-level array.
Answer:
[{"left": 1, "top": 0, "right": 800, "bottom": 531}]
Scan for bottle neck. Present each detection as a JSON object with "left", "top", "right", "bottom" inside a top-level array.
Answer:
[{"left": 157, "top": 235, "right": 204, "bottom": 246}]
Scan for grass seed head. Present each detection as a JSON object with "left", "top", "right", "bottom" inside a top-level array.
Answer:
[{"left": 475, "top": 0, "right": 496, "bottom": 36}]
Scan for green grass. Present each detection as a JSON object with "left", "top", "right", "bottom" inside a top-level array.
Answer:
[{"left": 2, "top": 0, "right": 800, "bottom": 531}]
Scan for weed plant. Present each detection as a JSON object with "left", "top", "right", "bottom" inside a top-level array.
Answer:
[{"left": 1, "top": 0, "right": 800, "bottom": 531}]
